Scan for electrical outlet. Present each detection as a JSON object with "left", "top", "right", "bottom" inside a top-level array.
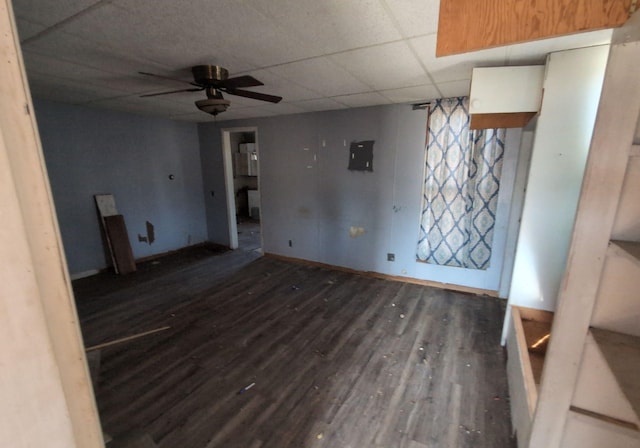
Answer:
[{"left": 387, "top": 253, "right": 395, "bottom": 261}]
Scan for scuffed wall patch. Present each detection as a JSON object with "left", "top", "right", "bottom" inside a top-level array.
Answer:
[{"left": 349, "top": 226, "right": 366, "bottom": 238}]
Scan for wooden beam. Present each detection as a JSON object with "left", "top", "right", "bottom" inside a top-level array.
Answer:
[
  {"left": 437, "top": 0, "right": 633, "bottom": 57},
  {"left": 0, "top": 0, "right": 103, "bottom": 446}
]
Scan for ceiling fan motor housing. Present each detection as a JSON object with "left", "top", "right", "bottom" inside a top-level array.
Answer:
[{"left": 192, "top": 65, "right": 229, "bottom": 84}]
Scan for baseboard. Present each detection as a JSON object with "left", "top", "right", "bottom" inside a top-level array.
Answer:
[
  {"left": 70, "top": 242, "right": 229, "bottom": 280},
  {"left": 264, "top": 253, "right": 499, "bottom": 298},
  {"left": 135, "top": 241, "right": 229, "bottom": 263}
]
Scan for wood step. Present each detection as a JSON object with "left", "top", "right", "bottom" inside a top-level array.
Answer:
[
  {"left": 610, "top": 240, "right": 640, "bottom": 266},
  {"left": 592, "top": 328, "right": 640, "bottom": 421},
  {"left": 562, "top": 409, "right": 640, "bottom": 448},
  {"left": 592, "top": 241, "right": 640, "bottom": 338},
  {"left": 573, "top": 330, "right": 640, "bottom": 427}
]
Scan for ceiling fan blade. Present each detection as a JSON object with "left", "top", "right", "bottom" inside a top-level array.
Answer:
[
  {"left": 215, "top": 75, "right": 264, "bottom": 89},
  {"left": 224, "top": 88, "right": 282, "bottom": 103},
  {"left": 140, "top": 87, "right": 204, "bottom": 97},
  {"left": 138, "top": 71, "right": 200, "bottom": 87}
]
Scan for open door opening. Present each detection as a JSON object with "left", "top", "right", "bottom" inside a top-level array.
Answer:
[{"left": 221, "top": 127, "right": 262, "bottom": 254}]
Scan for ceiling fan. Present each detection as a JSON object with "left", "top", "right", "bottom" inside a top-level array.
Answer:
[{"left": 139, "top": 65, "right": 283, "bottom": 116}]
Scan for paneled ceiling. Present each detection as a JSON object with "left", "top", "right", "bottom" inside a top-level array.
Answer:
[{"left": 12, "top": 0, "right": 613, "bottom": 122}]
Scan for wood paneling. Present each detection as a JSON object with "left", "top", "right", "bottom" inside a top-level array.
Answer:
[
  {"left": 437, "top": 0, "right": 633, "bottom": 56},
  {"left": 75, "top": 248, "right": 515, "bottom": 447}
]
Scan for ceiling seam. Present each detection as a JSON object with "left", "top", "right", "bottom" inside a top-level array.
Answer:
[
  {"left": 235, "top": 35, "right": 434, "bottom": 75},
  {"left": 377, "top": 0, "right": 443, "bottom": 100},
  {"left": 20, "top": 0, "right": 115, "bottom": 46}
]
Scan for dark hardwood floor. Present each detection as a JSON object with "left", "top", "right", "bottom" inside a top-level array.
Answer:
[{"left": 74, "top": 247, "right": 515, "bottom": 448}]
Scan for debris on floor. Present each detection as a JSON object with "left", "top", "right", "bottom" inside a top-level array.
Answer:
[{"left": 238, "top": 382, "right": 256, "bottom": 395}]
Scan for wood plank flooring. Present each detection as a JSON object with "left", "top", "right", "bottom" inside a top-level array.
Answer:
[{"left": 74, "top": 248, "right": 515, "bottom": 448}]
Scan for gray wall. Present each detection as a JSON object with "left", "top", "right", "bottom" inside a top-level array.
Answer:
[
  {"left": 199, "top": 104, "right": 523, "bottom": 292},
  {"left": 35, "top": 99, "right": 208, "bottom": 276}
]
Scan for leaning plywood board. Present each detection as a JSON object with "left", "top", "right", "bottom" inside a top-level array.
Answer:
[
  {"left": 94, "top": 194, "right": 118, "bottom": 218},
  {"left": 573, "top": 331, "right": 640, "bottom": 426},
  {"left": 104, "top": 215, "right": 136, "bottom": 274},
  {"left": 561, "top": 409, "right": 640, "bottom": 448},
  {"left": 95, "top": 194, "right": 119, "bottom": 273}
]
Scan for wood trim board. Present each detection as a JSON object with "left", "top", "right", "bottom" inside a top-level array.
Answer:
[
  {"left": 0, "top": 0, "right": 103, "bottom": 445},
  {"left": 264, "top": 253, "right": 499, "bottom": 298},
  {"left": 470, "top": 112, "right": 538, "bottom": 130}
]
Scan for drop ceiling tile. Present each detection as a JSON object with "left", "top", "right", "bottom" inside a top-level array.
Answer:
[
  {"left": 170, "top": 112, "right": 217, "bottom": 123},
  {"left": 331, "top": 92, "right": 392, "bottom": 108},
  {"left": 380, "top": 84, "right": 440, "bottom": 103},
  {"left": 246, "top": 0, "right": 402, "bottom": 55},
  {"left": 22, "top": 50, "right": 173, "bottom": 95},
  {"left": 291, "top": 98, "right": 348, "bottom": 112},
  {"left": 27, "top": 73, "right": 131, "bottom": 104},
  {"left": 505, "top": 29, "right": 613, "bottom": 65},
  {"left": 251, "top": 102, "right": 307, "bottom": 115},
  {"left": 218, "top": 108, "right": 268, "bottom": 120},
  {"left": 86, "top": 101, "right": 174, "bottom": 119},
  {"left": 436, "top": 79, "right": 471, "bottom": 98},
  {"left": 381, "top": 0, "right": 440, "bottom": 38},
  {"left": 329, "top": 41, "right": 430, "bottom": 91},
  {"left": 23, "top": 30, "right": 175, "bottom": 78},
  {"left": 15, "top": 18, "right": 47, "bottom": 41},
  {"left": 242, "top": 69, "right": 320, "bottom": 102},
  {"left": 90, "top": 95, "right": 196, "bottom": 116},
  {"left": 410, "top": 34, "right": 508, "bottom": 83},
  {"left": 12, "top": 0, "right": 100, "bottom": 28},
  {"left": 101, "top": 0, "right": 310, "bottom": 68},
  {"left": 269, "top": 57, "right": 370, "bottom": 97},
  {"left": 28, "top": 83, "right": 98, "bottom": 105}
]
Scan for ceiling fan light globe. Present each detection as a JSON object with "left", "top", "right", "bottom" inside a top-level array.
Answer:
[{"left": 195, "top": 98, "right": 231, "bottom": 115}]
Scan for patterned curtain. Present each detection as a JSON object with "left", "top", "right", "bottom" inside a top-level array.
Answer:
[{"left": 416, "top": 97, "right": 505, "bottom": 270}]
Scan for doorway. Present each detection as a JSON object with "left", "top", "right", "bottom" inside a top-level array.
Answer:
[{"left": 221, "top": 127, "right": 262, "bottom": 253}]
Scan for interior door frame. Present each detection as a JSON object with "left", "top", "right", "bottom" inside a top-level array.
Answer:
[{"left": 220, "top": 126, "right": 260, "bottom": 250}]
